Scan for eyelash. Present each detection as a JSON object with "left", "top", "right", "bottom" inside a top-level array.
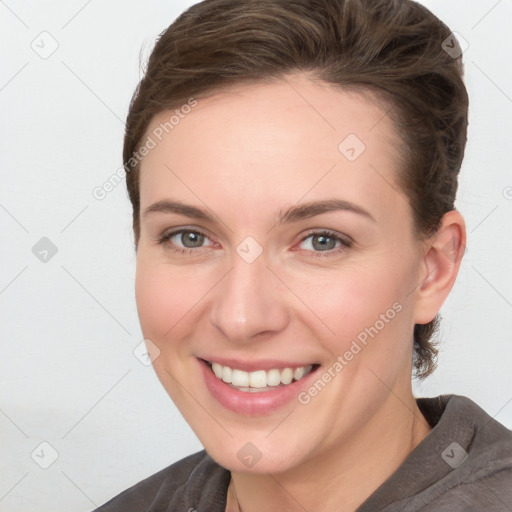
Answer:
[{"left": 157, "top": 227, "right": 353, "bottom": 258}]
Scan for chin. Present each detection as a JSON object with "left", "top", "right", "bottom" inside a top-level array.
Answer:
[{"left": 204, "top": 437, "right": 307, "bottom": 474}]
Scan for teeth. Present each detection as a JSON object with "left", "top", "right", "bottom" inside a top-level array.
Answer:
[
  {"left": 208, "top": 361, "right": 315, "bottom": 391},
  {"left": 231, "top": 369, "right": 249, "bottom": 387},
  {"left": 221, "top": 365, "right": 232, "bottom": 384},
  {"left": 249, "top": 370, "right": 267, "bottom": 388},
  {"left": 212, "top": 362, "right": 223, "bottom": 379},
  {"left": 294, "top": 367, "right": 304, "bottom": 380},
  {"left": 280, "top": 368, "right": 293, "bottom": 385},
  {"left": 266, "top": 368, "right": 281, "bottom": 387}
]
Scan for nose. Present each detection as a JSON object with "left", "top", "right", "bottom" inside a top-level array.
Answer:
[{"left": 209, "top": 249, "right": 290, "bottom": 344}]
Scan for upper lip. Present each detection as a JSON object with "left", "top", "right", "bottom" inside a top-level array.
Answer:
[{"left": 200, "top": 356, "right": 318, "bottom": 372}]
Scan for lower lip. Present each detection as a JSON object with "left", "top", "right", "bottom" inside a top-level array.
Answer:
[{"left": 198, "top": 358, "right": 319, "bottom": 416}]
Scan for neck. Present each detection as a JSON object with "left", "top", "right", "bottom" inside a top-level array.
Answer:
[{"left": 226, "top": 392, "right": 431, "bottom": 512}]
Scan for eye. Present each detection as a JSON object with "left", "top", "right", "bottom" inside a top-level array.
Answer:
[
  {"left": 156, "top": 228, "right": 351, "bottom": 257},
  {"left": 157, "top": 228, "right": 216, "bottom": 254},
  {"left": 297, "top": 230, "right": 352, "bottom": 256}
]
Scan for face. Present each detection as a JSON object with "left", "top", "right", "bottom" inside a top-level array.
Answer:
[{"left": 135, "top": 74, "right": 427, "bottom": 474}]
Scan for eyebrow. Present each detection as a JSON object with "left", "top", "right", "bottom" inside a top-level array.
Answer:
[{"left": 142, "top": 198, "right": 375, "bottom": 224}]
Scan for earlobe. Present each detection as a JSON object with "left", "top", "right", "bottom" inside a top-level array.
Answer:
[{"left": 414, "top": 210, "right": 466, "bottom": 324}]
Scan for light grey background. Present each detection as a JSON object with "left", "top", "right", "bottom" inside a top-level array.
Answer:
[{"left": 1, "top": 1, "right": 511, "bottom": 511}]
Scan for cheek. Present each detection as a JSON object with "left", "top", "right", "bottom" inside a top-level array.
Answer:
[
  {"left": 135, "top": 261, "right": 195, "bottom": 341},
  {"left": 135, "top": 258, "right": 223, "bottom": 350},
  {"left": 134, "top": 261, "right": 206, "bottom": 403},
  {"left": 290, "top": 258, "right": 414, "bottom": 359},
  {"left": 135, "top": 264, "right": 166, "bottom": 338}
]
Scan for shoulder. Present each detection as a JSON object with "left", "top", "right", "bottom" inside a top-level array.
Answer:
[
  {"left": 92, "top": 449, "right": 230, "bottom": 512},
  {"left": 413, "top": 394, "right": 512, "bottom": 510},
  {"left": 359, "top": 394, "right": 512, "bottom": 511},
  {"left": 418, "top": 393, "right": 512, "bottom": 459}
]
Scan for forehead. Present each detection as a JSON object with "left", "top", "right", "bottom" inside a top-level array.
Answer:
[{"left": 138, "top": 75, "right": 406, "bottom": 224}]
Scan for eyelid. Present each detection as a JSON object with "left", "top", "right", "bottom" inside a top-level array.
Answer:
[{"left": 299, "top": 228, "right": 352, "bottom": 245}]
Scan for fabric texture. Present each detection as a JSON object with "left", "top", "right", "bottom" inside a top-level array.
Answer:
[{"left": 93, "top": 395, "right": 512, "bottom": 511}]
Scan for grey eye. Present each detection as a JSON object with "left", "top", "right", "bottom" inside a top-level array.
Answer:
[
  {"left": 178, "top": 231, "right": 206, "bottom": 248},
  {"left": 301, "top": 233, "right": 340, "bottom": 252}
]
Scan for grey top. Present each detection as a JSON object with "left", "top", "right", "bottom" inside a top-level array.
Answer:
[{"left": 94, "top": 395, "right": 512, "bottom": 511}]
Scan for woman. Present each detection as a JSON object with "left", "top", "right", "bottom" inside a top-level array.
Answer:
[{"left": 95, "top": 0, "right": 512, "bottom": 510}]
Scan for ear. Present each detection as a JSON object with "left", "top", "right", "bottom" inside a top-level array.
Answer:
[{"left": 413, "top": 210, "right": 466, "bottom": 325}]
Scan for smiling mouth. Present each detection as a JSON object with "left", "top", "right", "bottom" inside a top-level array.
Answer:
[{"left": 203, "top": 359, "right": 320, "bottom": 392}]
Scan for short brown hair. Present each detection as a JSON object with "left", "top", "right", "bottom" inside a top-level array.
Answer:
[{"left": 123, "top": 0, "right": 469, "bottom": 378}]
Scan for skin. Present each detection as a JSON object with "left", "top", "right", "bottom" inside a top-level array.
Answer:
[{"left": 135, "top": 73, "right": 466, "bottom": 512}]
